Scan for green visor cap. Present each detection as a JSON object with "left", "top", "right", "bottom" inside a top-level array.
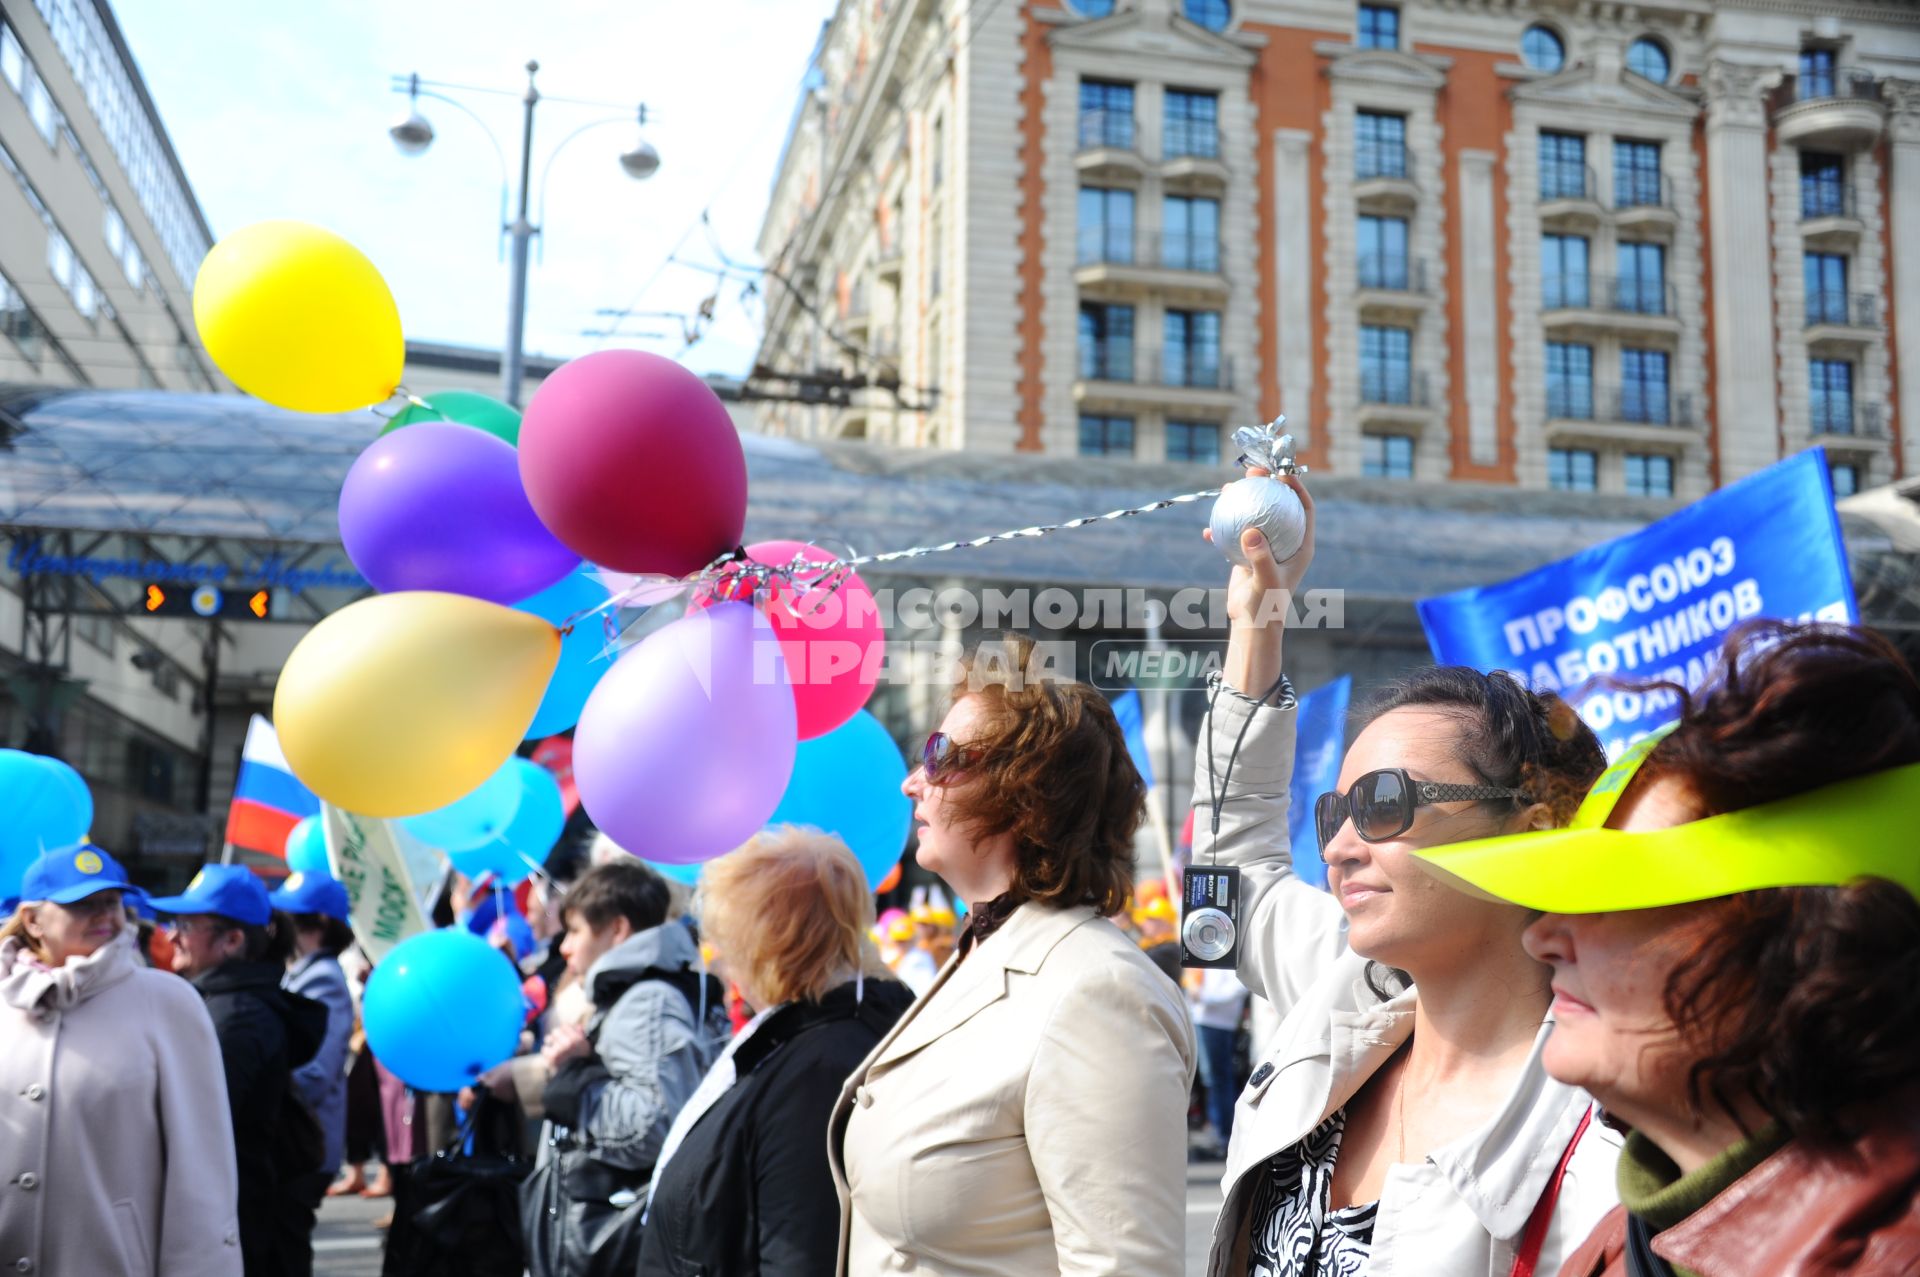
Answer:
[{"left": 1412, "top": 723, "right": 1920, "bottom": 913}]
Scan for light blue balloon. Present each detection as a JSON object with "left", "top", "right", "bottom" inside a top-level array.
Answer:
[
  {"left": 362, "top": 929, "right": 525, "bottom": 1092},
  {"left": 285, "top": 816, "right": 330, "bottom": 876},
  {"left": 405, "top": 763, "right": 523, "bottom": 852},
  {"left": 446, "top": 758, "right": 566, "bottom": 886},
  {"left": 644, "top": 859, "right": 703, "bottom": 886},
  {"left": 0, "top": 751, "right": 94, "bottom": 897},
  {"left": 513, "top": 568, "right": 615, "bottom": 740},
  {"left": 766, "top": 710, "right": 911, "bottom": 889}
]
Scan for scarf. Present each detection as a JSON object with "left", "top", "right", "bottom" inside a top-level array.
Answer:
[{"left": 956, "top": 892, "right": 1025, "bottom": 960}]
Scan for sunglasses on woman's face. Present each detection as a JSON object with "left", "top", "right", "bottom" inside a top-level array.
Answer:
[
  {"left": 921, "top": 731, "right": 986, "bottom": 784},
  {"left": 1315, "top": 768, "right": 1528, "bottom": 852}
]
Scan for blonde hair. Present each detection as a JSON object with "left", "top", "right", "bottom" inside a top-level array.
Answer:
[
  {"left": 696, "top": 825, "right": 888, "bottom": 1007},
  {"left": 0, "top": 907, "right": 41, "bottom": 958}
]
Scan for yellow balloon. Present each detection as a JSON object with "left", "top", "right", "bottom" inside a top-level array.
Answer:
[
  {"left": 274, "top": 592, "right": 560, "bottom": 817},
  {"left": 193, "top": 220, "right": 404, "bottom": 413}
]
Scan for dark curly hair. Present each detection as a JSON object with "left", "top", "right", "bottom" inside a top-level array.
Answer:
[
  {"left": 939, "top": 634, "right": 1143, "bottom": 917},
  {"left": 1615, "top": 620, "right": 1920, "bottom": 1145}
]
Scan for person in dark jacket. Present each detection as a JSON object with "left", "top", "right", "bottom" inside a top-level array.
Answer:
[
  {"left": 639, "top": 827, "right": 912, "bottom": 1276},
  {"left": 267, "top": 874, "right": 356, "bottom": 1251},
  {"left": 153, "top": 865, "right": 327, "bottom": 1277}
]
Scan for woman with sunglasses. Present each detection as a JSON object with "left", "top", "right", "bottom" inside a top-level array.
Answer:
[
  {"left": 1415, "top": 621, "right": 1920, "bottom": 1275},
  {"left": 1194, "top": 470, "right": 1621, "bottom": 1275},
  {"left": 829, "top": 636, "right": 1196, "bottom": 1276}
]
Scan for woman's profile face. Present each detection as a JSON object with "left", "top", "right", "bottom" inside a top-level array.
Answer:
[
  {"left": 1320, "top": 706, "right": 1537, "bottom": 973},
  {"left": 902, "top": 695, "right": 1010, "bottom": 895}
]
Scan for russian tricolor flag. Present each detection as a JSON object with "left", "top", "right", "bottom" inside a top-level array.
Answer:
[{"left": 224, "top": 715, "right": 320, "bottom": 859}]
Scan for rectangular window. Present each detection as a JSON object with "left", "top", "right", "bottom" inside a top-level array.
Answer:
[
  {"left": 1166, "top": 420, "right": 1221, "bottom": 464},
  {"left": 1616, "top": 241, "right": 1666, "bottom": 315},
  {"left": 1549, "top": 448, "right": 1598, "bottom": 493},
  {"left": 1541, "top": 234, "right": 1590, "bottom": 308},
  {"left": 1362, "top": 434, "right": 1414, "bottom": 480},
  {"left": 1, "top": 24, "right": 24, "bottom": 94},
  {"left": 1547, "top": 342, "right": 1594, "bottom": 419},
  {"left": 1356, "top": 112, "right": 1406, "bottom": 180},
  {"left": 1079, "top": 79, "right": 1135, "bottom": 150},
  {"left": 1077, "top": 302, "right": 1135, "bottom": 381},
  {"left": 1801, "top": 153, "right": 1846, "bottom": 218},
  {"left": 929, "top": 206, "right": 944, "bottom": 297},
  {"left": 1360, "top": 325, "right": 1412, "bottom": 404},
  {"left": 931, "top": 117, "right": 944, "bottom": 187},
  {"left": 1539, "top": 131, "right": 1588, "bottom": 200},
  {"left": 1805, "top": 252, "right": 1849, "bottom": 325},
  {"left": 1164, "top": 309, "right": 1222, "bottom": 387},
  {"left": 1163, "top": 195, "right": 1220, "bottom": 271},
  {"left": 0, "top": 268, "right": 43, "bottom": 367},
  {"left": 1357, "top": 4, "right": 1399, "bottom": 49},
  {"left": 1830, "top": 463, "right": 1859, "bottom": 498},
  {"left": 1809, "top": 359, "right": 1854, "bottom": 434},
  {"left": 1077, "top": 187, "right": 1135, "bottom": 264},
  {"left": 1358, "top": 215, "right": 1410, "bottom": 289},
  {"left": 1624, "top": 453, "right": 1675, "bottom": 498},
  {"left": 1620, "top": 348, "right": 1671, "bottom": 424},
  {"left": 1164, "top": 89, "right": 1218, "bottom": 159},
  {"left": 1799, "top": 47, "right": 1836, "bottom": 100},
  {"left": 1614, "top": 140, "right": 1662, "bottom": 208},
  {"left": 1078, "top": 413, "right": 1135, "bottom": 457}
]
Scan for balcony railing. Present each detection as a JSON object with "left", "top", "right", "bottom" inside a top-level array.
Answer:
[
  {"left": 1078, "top": 109, "right": 1136, "bottom": 151},
  {"left": 1075, "top": 228, "right": 1224, "bottom": 273},
  {"left": 1540, "top": 162, "right": 1598, "bottom": 203},
  {"left": 1357, "top": 140, "right": 1410, "bottom": 182},
  {"left": 1164, "top": 118, "right": 1220, "bottom": 160},
  {"left": 1076, "top": 346, "right": 1237, "bottom": 391},
  {"left": 1079, "top": 340, "right": 1135, "bottom": 383},
  {"left": 1613, "top": 169, "right": 1669, "bottom": 212},
  {"left": 1543, "top": 273, "right": 1676, "bottom": 318},
  {"left": 1793, "top": 68, "right": 1882, "bottom": 105},
  {"left": 1358, "top": 255, "right": 1429, "bottom": 293},
  {"left": 1806, "top": 289, "right": 1881, "bottom": 328},
  {"left": 1801, "top": 182, "right": 1856, "bottom": 220},
  {"left": 1361, "top": 367, "right": 1430, "bottom": 407},
  {"left": 1811, "top": 399, "right": 1887, "bottom": 438},
  {"left": 1548, "top": 385, "right": 1698, "bottom": 426}
]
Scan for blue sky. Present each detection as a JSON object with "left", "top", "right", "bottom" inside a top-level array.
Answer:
[{"left": 115, "top": 0, "right": 835, "bottom": 377}]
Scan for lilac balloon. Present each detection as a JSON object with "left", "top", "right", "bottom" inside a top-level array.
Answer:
[
  {"left": 573, "top": 603, "right": 797, "bottom": 864},
  {"left": 340, "top": 422, "right": 577, "bottom": 604}
]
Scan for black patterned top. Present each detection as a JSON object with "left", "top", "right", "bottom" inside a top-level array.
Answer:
[{"left": 1245, "top": 1109, "right": 1378, "bottom": 1276}]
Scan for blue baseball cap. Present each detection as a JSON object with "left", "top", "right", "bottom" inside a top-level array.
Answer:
[
  {"left": 19, "top": 845, "right": 143, "bottom": 907},
  {"left": 268, "top": 871, "right": 352, "bottom": 924},
  {"left": 148, "top": 864, "right": 272, "bottom": 927}
]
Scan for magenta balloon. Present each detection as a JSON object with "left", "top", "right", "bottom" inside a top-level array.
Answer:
[
  {"left": 572, "top": 603, "right": 797, "bottom": 864},
  {"left": 340, "top": 422, "right": 577, "bottom": 604},
  {"left": 518, "top": 351, "right": 748, "bottom": 576}
]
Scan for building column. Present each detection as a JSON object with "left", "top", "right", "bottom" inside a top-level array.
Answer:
[
  {"left": 1273, "top": 129, "right": 1315, "bottom": 445},
  {"left": 1459, "top": 149, "right": 1501, "bottom": 467},
  {"left": 1887, "top": 82, "right": 1920, "bottom": 480},
  {"left": 1704, "top": 62, "right": 1784, "bottom": 481}
]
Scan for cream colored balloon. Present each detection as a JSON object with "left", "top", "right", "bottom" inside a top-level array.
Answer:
[{"left": 274, "top": 592, "right": 560, "bottom": 817}]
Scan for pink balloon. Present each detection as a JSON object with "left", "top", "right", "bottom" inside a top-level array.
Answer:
[
  {"left": 694, "top": 541, "right": 884, "bottom": 740},
  {"left": 518, "top": 351, "right": 748, "bottom": 576},
  {"left": 572, "top": 603, "right": 797, "bottom": 864}
]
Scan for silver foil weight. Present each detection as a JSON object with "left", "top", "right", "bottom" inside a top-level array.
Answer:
[{"left": 1209, "top": 417, "right": 1308, "bottom": 567}]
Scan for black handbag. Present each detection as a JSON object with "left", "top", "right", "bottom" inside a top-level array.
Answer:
[
  {"left": 517, "top": 1129, "right": 652, "bottom": 1277},
  {"left": 382, "top": 1097, "right": 531, "bottom": 1277}
]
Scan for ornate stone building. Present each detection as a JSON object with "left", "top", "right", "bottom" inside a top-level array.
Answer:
[{"left": 754, "top": 0, "right": 1919, "bottom": 499}]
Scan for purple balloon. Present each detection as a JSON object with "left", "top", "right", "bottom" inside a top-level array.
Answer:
[
  {"left": 573, "top": 603, "right": 797, "bottom": 864},
  {"left": 340, "top": 422, "right": 577, "bottom": 604}
]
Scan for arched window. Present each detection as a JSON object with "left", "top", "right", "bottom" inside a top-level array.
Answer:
[
  {"left": 1521, "top": 25, "right": 1565, "bottom": 72},
  {"left": 1071, "top": 0, "right": 1116, "bottom": 16},
  {"left": 1183, "top": 0, "right": 1231, "bottom": 33},
  {"left": 1627, "top": 38, "right": 1670, "bottom": 84}
]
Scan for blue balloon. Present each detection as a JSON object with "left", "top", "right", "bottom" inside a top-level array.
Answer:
[
  {"left": 766, "top": 710, "right": 911, "bottom": 889},
  {"left": 445, "top": 758, "right": 566, "bottom": 886},
  {"left": 513, "top": 568, "right": 615, "bottom": 739},
  {"left": 405, "top": 763, "right": 523, "bottom": 852},
  {"left": 644, "top": 858, "right": 703, "bottom": 886},
  {"left": 285, "top": 817, "right": 330, "bottom": 876},
  {"left": 0, "top": 751, "right": 94, "bottom": 898},
  {"left": 362, "top": 929, "right": 525, "bottom": 1092}
]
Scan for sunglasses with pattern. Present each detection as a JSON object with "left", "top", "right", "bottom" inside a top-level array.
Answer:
[
  {"left": 1315, "top": 768, "right": 1528, "bottom": 852},
  {"left": 920, "top": 731, "right": 987, "bottom": 784}
]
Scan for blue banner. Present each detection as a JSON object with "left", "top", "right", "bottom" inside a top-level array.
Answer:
[
  {"left": 1111, "top": 689, "right": 1155, "bottom": 789},
  {"left": 1418, "top": 450, "right": 1856, "bottom": 759},
  {"left": 1287, "top": 676, "right": 1352, "bottom": 891}
]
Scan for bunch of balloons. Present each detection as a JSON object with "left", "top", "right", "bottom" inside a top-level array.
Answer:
[{"left": 0, "top": 751, "right": 93, "bottom": 898}]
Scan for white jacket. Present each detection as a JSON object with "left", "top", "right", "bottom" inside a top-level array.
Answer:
[{"left": 1192, "top": 685, "right": 1622, "bottom": 1277}]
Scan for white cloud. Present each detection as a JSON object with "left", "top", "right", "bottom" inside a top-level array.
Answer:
[{"left": 114, "top": 0, "right": 834, "bottom": 376}]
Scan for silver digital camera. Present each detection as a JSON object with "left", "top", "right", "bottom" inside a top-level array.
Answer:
[{"left": 1180, "top": 864, "right": 1241, "bottom": 969}]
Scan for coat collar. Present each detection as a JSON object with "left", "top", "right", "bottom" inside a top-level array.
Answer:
[{"left": 870, "top": 902, "right": 1099, "bottom": 1070}]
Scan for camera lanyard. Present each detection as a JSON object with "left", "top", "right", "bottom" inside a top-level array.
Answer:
[{"left": 1204, "top": 669, "right": 1294, "bottom": 862}]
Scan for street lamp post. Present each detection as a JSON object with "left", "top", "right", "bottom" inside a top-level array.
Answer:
[{"left": 389, "top": 63, "right": 660, "bottom": 407}]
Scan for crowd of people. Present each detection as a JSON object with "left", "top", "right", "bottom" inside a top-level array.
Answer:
[{"left": 4, "top": 461, "right": 1919, "bottom": 1277}]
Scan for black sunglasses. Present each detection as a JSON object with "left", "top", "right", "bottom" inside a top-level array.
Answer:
[
  {"left": 1315, "top": 768, "right": 1528, "bottom": 851},
  {"left": 921, "top": 731, "right": 986, "bottom": 783}
]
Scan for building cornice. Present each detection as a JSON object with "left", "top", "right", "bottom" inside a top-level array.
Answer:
[
  {"left": 1316, "top": 43, "right": 1453, "bottom": 90},
  {"left": 1048, "top": 7, "right": 1259, "bottom": 67},
  {"left": 1510, "top": 59, "right": 1703, "bottom": 121}
]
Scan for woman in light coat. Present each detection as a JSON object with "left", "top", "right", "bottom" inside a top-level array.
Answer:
[
  {"left": 1195, "top": 470, "right": 1622, "bottom": 1276},
  {"left": 0, "top": 846, "right": 241, "bottom": 1277},
  {"left": 829, "top": 636, "right": 1196, "bottom": 1276}
]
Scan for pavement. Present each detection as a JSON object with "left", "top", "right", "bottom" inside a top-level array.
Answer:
[{"left": 315, "top": 1147, "right": 1232, "bottom": 1277}]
